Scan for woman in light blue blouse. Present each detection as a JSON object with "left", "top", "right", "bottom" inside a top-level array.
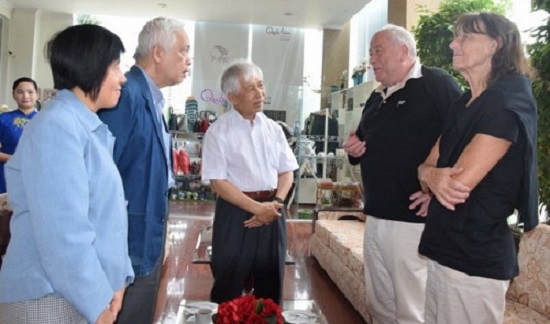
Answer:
[{"left": 0, "top": 25, "right": 134, "bottom": 324}]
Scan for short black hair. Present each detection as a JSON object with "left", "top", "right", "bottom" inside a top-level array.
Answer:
[
  {"left": 12, "top": 77, "right": 38, "bottom": 92},
  {"left": 46, "top": 24, "right": 125, "bottom": 101}
]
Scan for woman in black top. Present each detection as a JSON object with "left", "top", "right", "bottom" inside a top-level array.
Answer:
[{"left": 411, "top": 12, "right": 539, "bottom": 323}]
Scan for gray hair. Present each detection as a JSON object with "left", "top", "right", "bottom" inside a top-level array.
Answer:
[
  {"left": 133, "top": 17, "right": 185, "bottom": 61},
  {"left": 379, "top": 24, "right": 417, "bottom": 58},
  {"left": 220, "top": 59, "right": 264, "bottom": 96}
]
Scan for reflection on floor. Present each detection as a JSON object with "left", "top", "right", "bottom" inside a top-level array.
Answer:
[{"left": 153, "top": 200, "right": 366, "bottom": 324}]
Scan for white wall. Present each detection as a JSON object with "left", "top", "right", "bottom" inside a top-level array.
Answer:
[
  {"left": 6, "top": 8, "right": 38, "bottom": 105},
  {"left": 349, "top": 0, "right": 387, "bottom": 85},
  {"left": 33, "top": 11, "right": 72, "bottom": 92},
  {"left": 0, "top": 0, "right": 12, "bottom": 106},
  {"left": 1, "top": 9, "right": 71, "bottom": 107},
  {"left": 0, "top": 1, "right": 11, "bottom": 106},
  {"left": 0, "top": 0, "right": 11, "bottom": 19}
]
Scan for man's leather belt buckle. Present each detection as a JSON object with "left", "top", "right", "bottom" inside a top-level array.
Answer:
[{"left": 243, "top": 190, "right": 275, "bottom": 200}]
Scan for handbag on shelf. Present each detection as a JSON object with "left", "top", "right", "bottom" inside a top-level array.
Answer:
[{"left": 168, "top": 107, "right": 178, "bottom": 131}]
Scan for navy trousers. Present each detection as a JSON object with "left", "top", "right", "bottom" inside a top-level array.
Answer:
[{"left": 210, "top": 198, "right": 287, "bottom": 305}]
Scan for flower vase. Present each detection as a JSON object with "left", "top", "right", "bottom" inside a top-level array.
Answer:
[
  {"left": 353, "top": 74, "right": 363, "bottom": 86},
  {"left": 212, "top": 295, "right": 283, "bottom": 324}
]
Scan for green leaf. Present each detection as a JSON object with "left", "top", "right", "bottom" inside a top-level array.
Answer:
[{"left": 529, "top": 1, "right": 550, "bottom": 220}]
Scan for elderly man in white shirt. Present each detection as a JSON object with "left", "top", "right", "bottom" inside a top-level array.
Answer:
[{"left": 201, "top": 60, "right": 298, "bottom": 305}]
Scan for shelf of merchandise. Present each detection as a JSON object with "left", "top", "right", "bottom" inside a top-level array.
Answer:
[{"left": 170, "top": 131, "right": 214, "bottom": 201}]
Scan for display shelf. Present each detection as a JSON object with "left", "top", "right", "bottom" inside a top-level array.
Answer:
[
  {"left": 316, "top": 181, "right": 362, "bottom": 208},
  {"left": 170, "top": 130, "right": 204, "bottom": 138},
  {"left": 170, "top": 131, "right": 214, "bottom": 201},
  {"left": 292, "top": 135, "right": 339, "bottom": 143},
  {"left": 175, "top": 174, "right": 201, "bottom": 180}
]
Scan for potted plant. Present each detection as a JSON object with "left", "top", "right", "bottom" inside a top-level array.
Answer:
[
  {"left": 351, "top": 58, "right": 369, "bottom": 86},
  {"left": 338, "top": 69, "right": 348, "bottom": 89},
  {"left": 529, "top": 0, "right": 550, "bottom": 224}
]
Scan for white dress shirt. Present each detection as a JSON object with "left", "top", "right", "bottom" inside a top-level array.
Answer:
[{"left": 202, "top": 109, "right": 298, "bottom": 191}]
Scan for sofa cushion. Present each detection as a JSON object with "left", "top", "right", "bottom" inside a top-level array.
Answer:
[
  {"left": 316, "top": 210, "right": 366, "bottom": 222},
  {"left": 310, "top": 218, "right": 370, "bottom": 322},
  {"left": 505, "top": 300, "right": 550, "bottom": 324},
  {"left": 505, "top": 224, "right": 550, "bottom": 320},
  {"left": 315, "top": 219, "right": 364, "bottom": 269}
]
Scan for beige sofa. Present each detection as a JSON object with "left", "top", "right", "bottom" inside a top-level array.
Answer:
[
  {"left": 504, "top": 224, "right": 550, "bottom": 323},
  {"left": 309, "top": 208, "right": 371, "bottom": 323},
  {"left": 310, "top": 208, "right": 550, "bottom": 324}
]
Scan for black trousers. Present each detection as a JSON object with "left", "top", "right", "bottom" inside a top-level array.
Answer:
[
  {"left": 116, "top": 204, "right": 168, "bottom": 324},
  {"left": 115, "top": 258, "right": 162, "bottom": 324},
  {"left": 210, "top": 198, "right": 287, "bottom": 305}
]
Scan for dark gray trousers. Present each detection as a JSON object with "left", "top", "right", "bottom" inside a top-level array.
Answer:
[{"left": 115, "top": 261, "right": 162, "bottom": 324}]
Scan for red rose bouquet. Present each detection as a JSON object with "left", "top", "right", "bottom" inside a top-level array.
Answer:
[{"left": 213, "top": 294, "right": 283, "bottom": 324}]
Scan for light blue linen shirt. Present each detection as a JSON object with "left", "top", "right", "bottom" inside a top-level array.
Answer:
[
  {"left": 0, "top": 90, "right": 134, "bottom": 323},
  {"left": 141, "top": 68, "right": 175, "bottom": 189}
]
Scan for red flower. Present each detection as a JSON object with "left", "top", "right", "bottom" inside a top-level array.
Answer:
[{"left": 214, "top": 295, "right": 283, "bottom": 324}]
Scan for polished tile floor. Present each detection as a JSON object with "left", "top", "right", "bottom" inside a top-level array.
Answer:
[{"left": 153, "top": 200, "right": 366, "bottom": 324}]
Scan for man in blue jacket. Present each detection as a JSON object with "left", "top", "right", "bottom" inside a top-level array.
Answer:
[{"left": 98, "top": 17, "right": 192, "bottom": 324}]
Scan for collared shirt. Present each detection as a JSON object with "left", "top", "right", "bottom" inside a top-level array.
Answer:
[
  {"left": 140, "top": 68, "right": 175, "bottom": 189},
  {"left": 202, "top": 109, "right": 298, "bottom": 191},
  {"left": 375, "top": 59, "right": 423, "bottom": 100},
  {"left": 0, "top": 90, "right": 134, "bottom": 323}
]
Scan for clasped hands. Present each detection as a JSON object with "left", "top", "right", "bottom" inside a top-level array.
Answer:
[
  {"left": 340, "top": 132, "right": 472, "bottom": 217},
  {"left": 244, "top": 200, "right": 283, "bottom": 228},
  {"left": 409, "top": 165, "right": 471, "bottom": 217}
]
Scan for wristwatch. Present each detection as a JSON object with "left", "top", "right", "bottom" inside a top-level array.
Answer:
[{"left": 273, "top": 197, "right": 284, "bottom": 204}]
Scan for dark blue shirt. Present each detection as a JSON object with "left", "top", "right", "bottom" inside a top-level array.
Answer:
[
  {"left": 0, "top": 109, "right": 37, "bottom": 193},
  {"left": 349, "top": 66, "right": 462, "bottom": 222},
  {"left": 419, "top": 75, "right": 537, "bottom": 280}
]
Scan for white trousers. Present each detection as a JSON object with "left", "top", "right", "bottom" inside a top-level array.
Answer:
[
  {"left": 424, "top": 260, "right": 509, "bottom": 324},
  {"left": 364, "top": 217, "right": 428, "bottom": 324}
]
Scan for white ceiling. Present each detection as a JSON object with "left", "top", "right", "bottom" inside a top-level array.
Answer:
[{"left": 5, "top": 0, "right": 370, "bottom": 29}]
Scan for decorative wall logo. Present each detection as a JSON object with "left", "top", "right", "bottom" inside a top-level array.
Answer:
[
  {"left": 200, "top": 88, "right": 227, "bottom": 105},
  {"left": 210, "top": 45, "right": 230, "bottom": 64},
  {"left": 265, "top": 26, "right": 291, "bottom": 41}
]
